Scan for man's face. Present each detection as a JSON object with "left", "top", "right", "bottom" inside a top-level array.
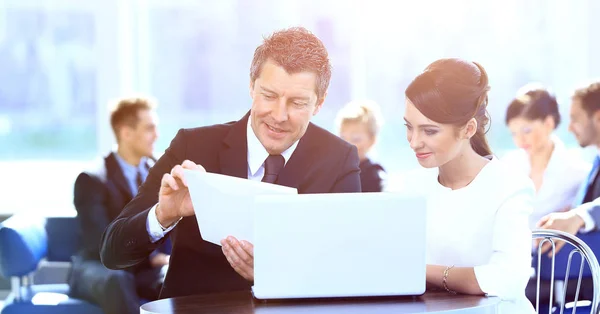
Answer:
[
  {"left": 569, "top": 99, "right": 598, "bottom": 148},
  {"left": 249, "top": 60, "right": 325, "bottom": 155},
  {"left": 121, "top": 109, "right": 158, "bottom": 158}
]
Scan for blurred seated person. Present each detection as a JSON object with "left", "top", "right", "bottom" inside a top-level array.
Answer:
[
  {"left": 503, "top": 86, "right": 589, "bottom": 229},
  {"left": 337, "top": 100, "right": 386, "bottom": 192},
  {"left": 395, "top": 58, "right": 534, "bottom": 313},
  {"left": 537, "top": 81, "right": 600, "bottom": 253},
  {"left": 69, "top": 96, "right": 170, "bottom": 314}
]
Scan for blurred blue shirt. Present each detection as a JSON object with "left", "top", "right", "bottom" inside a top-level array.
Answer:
[{"left": 114, "top": 153, "right": 149, "bottom": 196}]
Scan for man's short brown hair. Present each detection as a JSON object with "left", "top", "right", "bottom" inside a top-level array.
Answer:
[
  {"left": 250, "top": 27, "right": 331, "bottom": 100},
  {"left": 109, "top": 96, "right": 156, "bottom": 140},
  {"left": 573, "top": 81, "right": 600, "bottom": 115}
]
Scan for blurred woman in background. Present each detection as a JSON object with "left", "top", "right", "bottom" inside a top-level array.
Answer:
[
  {"left": 503, "top": 87, "right": 589, "bottom": 229},
  {"left": 337, "top": 100, "right": 385, "bottom": 192}
]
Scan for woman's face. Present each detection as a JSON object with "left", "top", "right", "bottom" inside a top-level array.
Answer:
[
  {"left": 340, "top": 121, "right": 375, "bottom": 161},
  {"left": 404, "top": 99, "right": 471, "bottom": 168},
  {"left": 507, "top": 116, "right": 554, "bottom": 155}
]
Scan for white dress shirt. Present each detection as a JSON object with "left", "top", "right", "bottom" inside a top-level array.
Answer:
[
  {"left": 388, "top": 158, "right": 535, "bottom": 313},
  {"left": 500, "top": 136, "right": 591, "bottom": 230},
  {"left": 146, "top": 119, "right": 299, "bottom": 242},
  {"left": 246, "top": 118, "right": 297, "bottom": 181}
]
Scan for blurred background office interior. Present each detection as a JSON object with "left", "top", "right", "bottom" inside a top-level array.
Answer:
[{"left": 1, "top": 0, "right": 600, "bottom": 308}]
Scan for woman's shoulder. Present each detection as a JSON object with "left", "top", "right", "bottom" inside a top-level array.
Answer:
[
  {"left": 484, "top": 158, "right": 535, "bottom": 196},
  {"left": 383, "top": 167, "right": 437, "bottom": 195},
  {"left": 499, "top": 148, "right": 527, "bottom": 162},
  {"left": 551, "top": 145, "right": 591, "bottom": 175},
  {"left": 470, "top": 159, "right": 535, "bottom": 217},
  {"left": 497, "top": 149, "right": 529, "bottom": 172}
]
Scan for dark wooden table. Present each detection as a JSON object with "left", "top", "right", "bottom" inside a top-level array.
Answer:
[{"left": 140, "top": 291, "right": 499, "bottom": 314}]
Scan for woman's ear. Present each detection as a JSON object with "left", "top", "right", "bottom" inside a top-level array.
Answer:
[
  {"left": 464, "top": 118, "right": 478, "bottom": 139},
  {"left": 593, "top": 110, "right": 600, "bottom": 127},
  {"left": 543, "top": 115, "right": 556, "bottom": 131}
]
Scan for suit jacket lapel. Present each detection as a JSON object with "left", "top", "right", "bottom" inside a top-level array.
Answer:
[
  {"left": 219, "top": 112, "right": 250, "bottom": 179},
  {"left": 106, "top": 152, "right": 133, "bottom": 199},
  {"left": 574, "top": 156, "right": 600, "bottom": 206},
  {"left": 591, "top": 175, "right": 600, "bottom": 203},
  {"left": 277, "top": 123, "right": 317, "bottom": 189}
]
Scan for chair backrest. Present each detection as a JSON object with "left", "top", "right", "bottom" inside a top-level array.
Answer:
[
  {"left": 0, "top": 215, "right": 48, "bottom": 278},
  {"left": 0, "top": 215, "right": 83, "bottom": 277},
  {"left": 538, "top": 232, "right": 600, "bottom": 280},
  {"left": 45, "top": 216, "right": 82, "bottom": 262},
  {"left": 533, "top": 229, "right": 600, "bottom": 314}
]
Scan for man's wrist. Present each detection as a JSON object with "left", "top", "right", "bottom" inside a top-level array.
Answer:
[
  {"left": 572, "top": 212, "right": 586, "bottom": 230},
  {"left": 156, "top": 204, "right": 180, "bottom": 230}
]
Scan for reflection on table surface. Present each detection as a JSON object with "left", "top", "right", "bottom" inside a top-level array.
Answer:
[{"left": 140, "top": 290, "right": 499, "bottom": 314}]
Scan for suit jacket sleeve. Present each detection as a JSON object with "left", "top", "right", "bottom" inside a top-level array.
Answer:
[
  {"left": 590, "top": 205, "right": 600, "bottom": 230},
  {"left": 329, "top": 144, "right": 361, "bottom": 193},
  {"left": 74, "top": 172, "right": 111, "bottom": 260},
  {"left": 570, "top": 188, "right": 600, "bottom": 232},
  {"left": 575, "top": 199, "right": 600, "bottom": 232},
  {"left": 100, "top": 129, "right": 187, "bottom": 270}
]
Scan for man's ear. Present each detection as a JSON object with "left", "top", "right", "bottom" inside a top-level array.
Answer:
[
  {"left": 249, "top": 81, "right": 255, "bottom": 99},
  {"left": 593, "top": 110, "right": 600, "bottom": 126},
  {"left": 313, "top": 92, "right": 327, "bottom": 116},
  {"left": 120, "top": 125, "right": 133, "bottom": 143}
]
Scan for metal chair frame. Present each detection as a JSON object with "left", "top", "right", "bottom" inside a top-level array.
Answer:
[{"left": 533, "top": 229, "right": 600, "bottom": 314}]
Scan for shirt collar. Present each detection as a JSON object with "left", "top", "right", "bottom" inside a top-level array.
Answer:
[
  {"left": 246, "top": 118, "right": 298, "bottom": 177},
  {"left": 114, "top": 152, "right": 147, "bottom": 180},
  {"left": 551, "top": 134, "right": 565, "bottom": 152}
]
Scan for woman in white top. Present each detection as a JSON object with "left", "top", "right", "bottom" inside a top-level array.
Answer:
[
  {"left": 503, "top": 88, "right": 590, "bottom": 229},
  {"left": 401, "top": 59, "right": 535, "bottom": 313}
]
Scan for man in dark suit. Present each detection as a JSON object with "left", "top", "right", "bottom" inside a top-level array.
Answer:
[
  {"left": 70, "top": 97, "right": 170, "bottom": 314},
  {"left": 538, "top": 81, "right": 600, "bottom": 253},
  {"left": 100, "top": 27, "right": 361, "bottom": 299}
]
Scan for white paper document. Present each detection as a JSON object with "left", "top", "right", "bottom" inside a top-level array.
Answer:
[{"left": 184, "top": 169, "right": 297, "bottom": 245}]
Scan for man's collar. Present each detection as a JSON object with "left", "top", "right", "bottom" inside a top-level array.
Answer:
[
  {"left": 114, "top": 152, "right": 147, "bottom": 175},
  {"left": 246, "top": 117, "right": 298, "bottom": 177}
]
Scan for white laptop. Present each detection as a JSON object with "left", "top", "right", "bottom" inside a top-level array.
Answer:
[{"left": 252, "top": 192, "right": 426, "bottom": 300}]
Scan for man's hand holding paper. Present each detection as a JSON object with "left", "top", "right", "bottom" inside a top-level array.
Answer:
[
  {"left": 156, "top": 159, "right": 205, "bottom": 228},
  {"left": 221, "top": 236, "right": 255, "bottom": 281},
  {"left": 184, "top": 169, "right": 297, "bottom": 281}
]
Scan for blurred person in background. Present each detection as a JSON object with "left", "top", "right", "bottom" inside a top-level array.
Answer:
[
  {"left": 502, "top": 86, "right": 589, "bottom": 229},
  {"left": 537, "top": 81, "right": 600, "bottom": 253},
  {"left": 69, "top": 96, "right": 170, "bottom": 314},
  {"left": 336, "top": 100, "right": 385, "bottom": 192}
]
